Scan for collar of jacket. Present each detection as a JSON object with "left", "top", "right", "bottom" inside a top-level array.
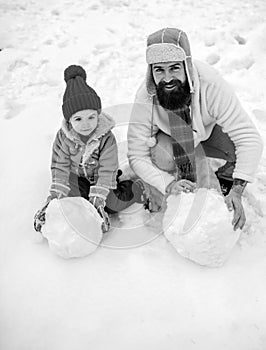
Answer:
[{"left": 61, "top": 112, "right": 115, "bottom": 145}]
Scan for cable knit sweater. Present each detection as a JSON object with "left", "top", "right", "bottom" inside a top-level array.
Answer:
[{"left": 127, "top": 60, "right": 263, "bottom": 194}]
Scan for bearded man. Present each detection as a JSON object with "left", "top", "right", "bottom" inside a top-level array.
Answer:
[{"left": 127, "top": 28, "right": 263, "bottom": 230}]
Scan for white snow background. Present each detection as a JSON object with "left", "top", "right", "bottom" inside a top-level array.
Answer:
[{"left": 1, "top": 0, "right": 266, "bottom": 349}]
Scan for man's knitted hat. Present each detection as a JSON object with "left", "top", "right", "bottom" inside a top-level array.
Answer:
[
  {"left": 145, "top": 28, "right": 194, "bottom": 95},
  {"left": 62, "top": 65, "right": 101, "bottom": 121}
]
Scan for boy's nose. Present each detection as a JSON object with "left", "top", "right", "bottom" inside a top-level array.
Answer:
[{"left": 82, "top": 117, "right": 90, "bottom": 125}]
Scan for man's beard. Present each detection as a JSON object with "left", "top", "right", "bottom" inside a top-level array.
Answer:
[{"left": 155, "top": 79, "right": 191, "bottom": 111}]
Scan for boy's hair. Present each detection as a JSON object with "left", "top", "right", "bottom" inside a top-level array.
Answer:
[{"left": 62, "top": 65, "right": 101, "bottom": 121}]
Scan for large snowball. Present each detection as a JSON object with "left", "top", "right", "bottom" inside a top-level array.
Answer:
[
  {"left": 42, "top": 197, "right": 103, "bottom": 259},
  {"left": 163, "top": 189, "right": 241, "bottom": 267}
]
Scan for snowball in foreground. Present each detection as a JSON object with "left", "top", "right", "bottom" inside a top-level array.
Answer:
[
  {"left": 163, "top": 189, "right": 241, "bottom": 267},
  {"left": 42, "top": 197, "right": 103, "bottom": 259}
]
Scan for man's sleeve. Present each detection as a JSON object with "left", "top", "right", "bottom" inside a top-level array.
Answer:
[
  {"left": 207, "top": 78, "right": 263, "bottom": 182},
  {"left": 127, "top": 96, "right": 175, "bottom": 194}
]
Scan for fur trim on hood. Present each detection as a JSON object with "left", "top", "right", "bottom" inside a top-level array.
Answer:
[
  {"left": 61, "top": 112, "right": 115, "bottom": 145},
  {"left": 145, "top": 28, "right": 194, "bottom": 95}
]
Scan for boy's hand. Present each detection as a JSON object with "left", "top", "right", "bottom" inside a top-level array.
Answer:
[
  {"left": 33, "top": 197, "right": 53, "bottom": 232},
  {"left": 89, "top": 196, "right": 105, "bottom": 209},
  {"left": 34, "top": 208, "right": 46, "bottom": 232},
  {"left": 97, "top": 205, "right": 111, "bottom": 233},
  {"left": 89, "top": 196, "right": 110, "bottom": 233}
]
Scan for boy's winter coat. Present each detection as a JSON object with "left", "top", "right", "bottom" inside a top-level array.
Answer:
[{"left": 50, "top": 112, "right": 118, "bottom": 198}]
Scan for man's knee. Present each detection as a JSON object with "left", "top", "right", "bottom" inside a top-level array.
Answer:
[{"left": 200, "top": 125, "right": 236, "bottom": 162}]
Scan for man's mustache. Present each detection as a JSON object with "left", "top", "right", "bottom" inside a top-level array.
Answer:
[{"left": 158, "top": 79, "right": 182, "bottom": 89}]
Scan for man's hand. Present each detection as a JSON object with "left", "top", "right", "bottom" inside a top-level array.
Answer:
[
  {"left": 166, "top": 179, "right": 196, "bottom": 195},
  {"left": 225, "top": 184, "right": 246, "bottom": 231}
]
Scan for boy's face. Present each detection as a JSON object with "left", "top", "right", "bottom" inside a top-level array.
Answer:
[{"left": 69, "top": 109, "right": 98, "bottom": 136}]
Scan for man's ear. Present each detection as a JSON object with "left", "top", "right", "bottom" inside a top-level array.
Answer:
[{"left": 150, "top": 65, "right": 156, "bottom": 84}]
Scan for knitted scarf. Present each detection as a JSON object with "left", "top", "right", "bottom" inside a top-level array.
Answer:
[{"left": 154, "top": 100, "right": 197, "bottom": 182}]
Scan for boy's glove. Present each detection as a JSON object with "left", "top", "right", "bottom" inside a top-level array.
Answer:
[
  {"left": 33, "top": 197, "right": 52, "bottom": 232},
  {"left": 224, "top": 179, "right": 247, "bottom": 231},
  {"left": 89, "top": 196, "right": 106, "bottom": 209},
  {"left": 97, "top": 205, "right": 111, "bottom": 233},
  {"left": 141, "top": 182, "right": 164, "bottom": 212},
  {"left": 89, "top": 195, "right": 110, "bottom": 233},
  {"left": 89, "top": 185, "right": 110, "bottom": 233},
  {"left": 33, "top": 192, "right": 61, "bottom": 232}
]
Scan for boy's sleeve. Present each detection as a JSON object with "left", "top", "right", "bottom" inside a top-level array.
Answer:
[
  {"left": 50, "top": 130, "right": 71, "bottom": 197},
  {"left": 89, "top": 132, "right": 119, "bottom": 200}
]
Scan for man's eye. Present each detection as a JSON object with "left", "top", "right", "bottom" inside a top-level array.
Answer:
[
  {"left": 154, "top": 68, "right": 163, "bottom": 73},
  {"left": 75, "top": 118, "right": 81, "bottom": 122}
]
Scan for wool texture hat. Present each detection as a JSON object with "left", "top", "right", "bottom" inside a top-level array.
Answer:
[
  {"left": 145, "top": 28, "right": 194, "bottom": 95},
  {"left": 62, "top": 65, "right": 102, "bottom": 121}
]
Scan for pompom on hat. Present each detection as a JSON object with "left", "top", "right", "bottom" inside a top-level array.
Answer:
[
  {"left": 145, "top": 28, "right": 194, "bottom": 95},
  {"left": 62, "top": 65, "right": 102, "bottom": 121}
]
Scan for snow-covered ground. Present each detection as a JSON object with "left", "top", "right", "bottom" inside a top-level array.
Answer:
[{"left": 1, "top": 0, "right": 266, "bottom": 349}]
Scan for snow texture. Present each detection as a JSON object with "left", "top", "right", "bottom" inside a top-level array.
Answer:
[
  {"left": 1, "top": 0, "right": 266, "bottom": 349},
  {"left": 163, "top": 189, "right": 240, "bottom": 267},
  {"left": 42, "top": 197, "right": 103, "bottom": 259}
]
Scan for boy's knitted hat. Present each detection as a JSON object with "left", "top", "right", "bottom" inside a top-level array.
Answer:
[
  {"left": 62, "top": 65, "right": 101, "bottom": 121},
  {"left": 145, "top": 28, "right": 194, "bottom": 95}
]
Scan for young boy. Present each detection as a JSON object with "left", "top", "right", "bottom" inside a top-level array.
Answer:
[{"left": 34, "top": 65, "right": 145, "bottom": 233}]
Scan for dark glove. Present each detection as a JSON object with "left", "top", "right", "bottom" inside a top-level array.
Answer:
[
  {"left": 225, "top": 181, "right": 246, "bottom": 231},
  {"left": 140, "top": 182, "right": 164, "bottom": 212},
  {"left": 89, "top": 196, "right": 110, "bottom": 233},
  {"left": 33, "top": 198, "right": 51, "bottom": 232},
  {"left": 97, "top": 205, "right": 111, "bottom": 233}
]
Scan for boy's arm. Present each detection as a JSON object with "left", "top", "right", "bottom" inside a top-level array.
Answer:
[
  {"left": 34, "top": 130, "right": 71, "bottom": 232},
  {"left": 50, "top": 129, "right": 71, "bottom": 198},
  {"left": 89, "top": 132, "right": 119, "bottom": 200}
]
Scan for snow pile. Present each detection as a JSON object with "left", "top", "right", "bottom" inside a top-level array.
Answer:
[
  {"left": 163, "top": 189, "right": 240, "bottom": 267},
  {"left": 42, "top": 197, "right": 103, "bottom": 258}
]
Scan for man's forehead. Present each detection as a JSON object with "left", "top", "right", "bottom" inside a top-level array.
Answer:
[{"left": 152, "top": 61, "right": 183, "bottom": 68}]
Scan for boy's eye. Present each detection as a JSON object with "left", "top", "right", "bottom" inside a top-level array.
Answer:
[{"left": 74, "top": 118, "right": 81, "bottom": 122}]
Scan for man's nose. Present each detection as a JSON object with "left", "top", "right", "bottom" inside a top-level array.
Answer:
[{"left": 163, "top": 71, "right": 173, "bottom": 83}]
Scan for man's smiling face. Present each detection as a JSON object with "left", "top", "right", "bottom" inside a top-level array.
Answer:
[
  {"left": 152, "top": 61, "right": 186, "bottom": 87},
  {"left": 152, "top": 61, "right": 190, "bottom": 110}
]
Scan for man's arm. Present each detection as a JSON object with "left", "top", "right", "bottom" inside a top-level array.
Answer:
[
  {"left": 127, "top": 98, "right": 175, "bottom": 194},
  {"left": 206, "top": 77, "right": 263, "bottom": 182},
  {"left": 207, "top": 77, "right": 263, "bottom": 229}
]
